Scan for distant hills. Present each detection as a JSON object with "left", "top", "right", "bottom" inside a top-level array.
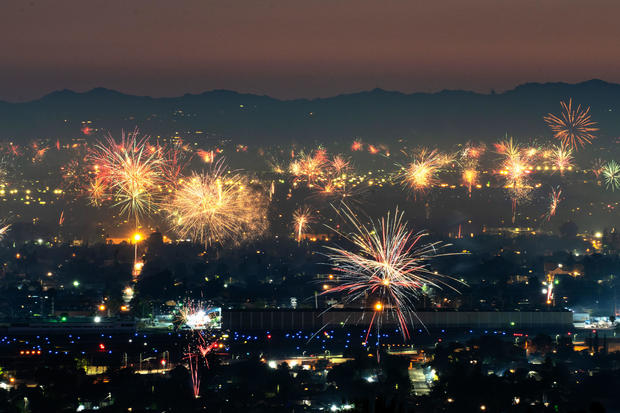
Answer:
[{"left": 1, "top": 79, "right": 620, "bottom": 147}]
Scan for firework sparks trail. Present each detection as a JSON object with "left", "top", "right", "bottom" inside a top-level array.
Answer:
[
  {"left": 602, "top": 160, "right": 620, "bottom": 191},
  {"left": 544, "top": 99, "right": 598, "bottom": 150},
  {"left": 330, "top": 155, "right": 351, "bottom": 176},
  {"left": 160, "top": 141, "right": 193, "bottom": 187},
  {"left": 322, "top": 205, "right": 461, "bottom": 342},
  {"left": 88, "top": 175, "right": 107, "bottom": 207},
  {"left": 351, "top": 141, "right": 363, "bottom": 151},
  {"left": 459, "top": 143, "right": 484, "bottom": 197},
  {"left": 185, "top": 347, "right": 201, "bottom": 398},
  {"left": 178, "top": 300, "right": 221, "bottom": 397},
  {"left": 8, "top": 144, "right": 20, "bottom": 157},
  {"left": 164, "top": 159, "right": 268, "bottom": 246},
  {"left": 592, "top": 158, "right": 605, "bottom": 179},
  {"left": 267, "top": 156, "right": 286, "bottom": 174},
  {"left": 462, "top": 169, "right": 478, "bottom": 197},
  {"left": 293, "top": 207, "right": 313, "bottom": 243},
  {"left": 0, "top": 223, "right": 10, "bottom": 240},
  {"left": 545, "top": 186, "right": 562, "bottom": 221}
]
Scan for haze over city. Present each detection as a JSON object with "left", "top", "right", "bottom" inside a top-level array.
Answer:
[{"left": 4, "top": 0, "right": 620, "bottom": 101}]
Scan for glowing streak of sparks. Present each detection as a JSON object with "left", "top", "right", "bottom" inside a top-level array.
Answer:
[
  {"left": 0, "top": 223, "right": 10, "bottom": 240},
  {"left": 462, "top": 169, "right": 478, "bottom": 196},
  {"left": 293, "top": 207, "right": 313, "bottom": 243},
  {"left": 592, "top": 158, "right": 605, "bottom": 179},
  {"left": 178, "top": 299, "right": 220, "bottom": 398},
  {"left": 545, "top": 186, "right": 562, "bottom": 221}
]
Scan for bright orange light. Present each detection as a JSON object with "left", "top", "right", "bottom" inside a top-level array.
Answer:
[
  {"left": 374, "top": 302, "right": 383, "bottom": 311},
  {"left": 133, "top": 233, "right": 142, "bottom": 242},
  {"left": 98, "top": 304, "right": 106, "bottom": 311}
]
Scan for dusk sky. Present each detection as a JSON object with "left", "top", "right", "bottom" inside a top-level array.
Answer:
[{"left": 3, "top": 0, "right": 620, "bottom": 101}]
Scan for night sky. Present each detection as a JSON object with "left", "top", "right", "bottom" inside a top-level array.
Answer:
[{"left": 2, "top": 0, "right": 619, "bottom": 101}]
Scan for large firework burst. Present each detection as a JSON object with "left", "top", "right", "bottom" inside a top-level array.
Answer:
[
  {"left": 88, "top": 130, "right": 163, "bottom": 223},
  {"left": 602, "top": 160, "right": 620, "bottom": 191},
  {"left": 322, "top": 206, "right": 460, "bottom": 341},
  {"left": 544, "top": 99, "right": 598, "bottom": 150},
  {"left": 164, "top": 160, "right": 268, "bottom": 246}
]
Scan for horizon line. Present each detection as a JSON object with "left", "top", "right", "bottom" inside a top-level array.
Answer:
[{"left": 2, "top": 78, "right": 615, "bottom": 105}]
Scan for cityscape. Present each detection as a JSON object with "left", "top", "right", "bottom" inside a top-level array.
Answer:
[{"left": 1, "top": 1, "right": 620, "bottom": 413}]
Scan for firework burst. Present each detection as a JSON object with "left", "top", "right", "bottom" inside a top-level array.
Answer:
[
  {"left": 164, "top": 159, "right": 268, "bottom": 246},
  {"left": 545, "top": 186, "right": 562, "bottom": 221},
  {"left": 289, "top": 149, "right": 329, "bottom": 185},
  {"left": 544, "top": 99, "right": 598, "bottom": 150},
  {"left": 330, "top": 155, "right": 351, "bottom": 176},
  {"left": 88, "top": 130, "right": 163, "bottom": 223},
  {"left": 178, "top": 300, "right": 220, "bottom": 398},
  {"left": 602, "top": 160, "right": 620, "bottom": 191},
  {"left": 550, "top": 144, "right": 573, "bottom": 175},
  {"left": 322, "top": 206, "right": 460, "bottom": 342},
  {"left": 459, "top": 143, "right": 484, "bottom": 197},
  {"left": 87, "top": 175, "right": 107, "bottom": 207},
  {"left": 497, "top": 137, "right": 534, "bottom": 224},
  {"left": 293, "top": 207, "right": 314, "bottom": 243},
  {"left": 461, "top": 168, "right": 478, "bottom": 196},
  {"left": 399, "top": 148, "right": 443, "bottom": 196}
]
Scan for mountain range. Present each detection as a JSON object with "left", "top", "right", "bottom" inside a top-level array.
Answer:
[{"left": 1, "top": 79, "right": 620, "bottom": 147}]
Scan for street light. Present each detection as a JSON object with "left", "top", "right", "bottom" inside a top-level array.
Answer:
[{"left": 132, "top": 233, "right": 143, "bottom": 277}]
